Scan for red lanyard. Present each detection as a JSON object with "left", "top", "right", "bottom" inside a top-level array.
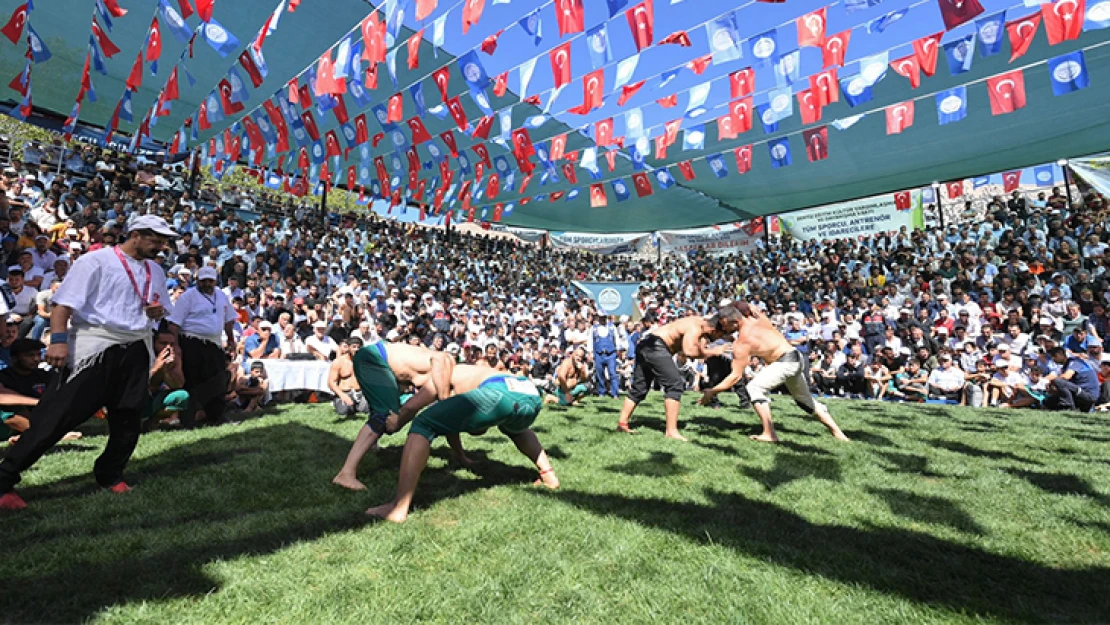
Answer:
[{"left": 114, "top": 246, "right": 153, "bottom": 308}]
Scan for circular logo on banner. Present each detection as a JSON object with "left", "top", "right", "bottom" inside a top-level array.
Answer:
[
  {"left": 206, "top": 23, "right": 228, "bottom": 44},
  {"left": 392, "top": 130, "right": 405, "bottom": 146},
  {"left": 392, "top": 155, "right": 402, "bottom": 170},
  {"left": 343, "top": 126, "right": 355, "bottom": 140},
  {"left": 590, "top": 31, "right": 607, "bottom": 54},
  {"left": 1037, "top": 170, "right": 1052, "bottom": 182},
  {"left": 710, "top": 158, "right": 724, "bottom": 172},
  {"left": 771, "top": 92, "right": 790, "bottom": 113},
  {"left": 686, "top": 130, "right": 704, "bottom": 145},
  {"left": 463, "top": 63, "right": 482, "bottom": 83},
  {"left": 597, "top": 288, "right": 622, "bottom": 312},
  {"left": 861, "top": 62, "right": 885, "bottom": 84},
  {"left": 779, "top": 54, "right": 797, "bottom": 76},
  {"left": 771, "top": 143, "right": 788, "bottom": 160},
  {"left": 614, "top": 181, "right": 627, "bottom": 194},
  {"left": 1053, "top": 60, "right": 1084, "bottom": 83},
  {"left": 1090, "top": 0, "right": 1110, "bottom": 21},
  {"left": 360, "top": 167, "right": 369, "bottom": 179},
  {"left": 939, "top": 94, "right": 964, "bottom": 114},
  {"left": 711, "top": 29, "right": 735, "bottom": 52},
  {"left": 752, "top": 36, "right": 775, "bottom": 59},
  {"left": 351, "top": 82, "right": 364, "bottom": 98},
  {"left": 376, "top": 108, "right": 389, "bottom": 124},
  {"left": 229, "top": 73, "right": 243, "bottom": 92},
  {"left": 847, "top": 77, "right": 867, "bottom": 97},
  {"left": 628, "top": 111, "right": 642, "bottom": 129},
  {"left": 978, "top": 21, "right": 1000, "bottom": 44},
  {"left": 428, "top": 143, "right": 441, "bottom": 157}
]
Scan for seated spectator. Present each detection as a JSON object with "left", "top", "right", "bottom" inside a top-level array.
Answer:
[
  {"left": 243, "top": 320, "right": 281, "bottom": 363},
  {"left": 0, "top": 339, "right": 81, "bottom": 444},
  {"left": 279, "top": 322, "right": 308, "bottom": 358},
  {"left": 863, "top": 360, "right": 891, "bottom": 400},
  {"left": 927, "top": 353, "right": 967, "bottom": 404},
  {"left": 329, "top": 338, "right": 368, "bottom": 417},
  {"left": 1045, "top": 346, "right": 1101, "bottom": 412},
  {"left": 230, "top": 361, "right": 269, "bottom": 413},
  {"left": 147, "top": 328, "right": 189, "bottom": 427},
  {"left": 836, "top": 351, "right": 867, "bottom": 398},
  {"left": 963, "top": 359, "right": 993, "bottom": 407},
  {"left": 305, "top": 320, "right": 337, "bottom": 361}
]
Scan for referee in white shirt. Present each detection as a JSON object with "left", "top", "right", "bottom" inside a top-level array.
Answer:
[
  {"left": 167, "top": 266, "right": 237, "bottom": 428},
  {"left": 0, "top": 215, "right": 176, "bottom": 511}
]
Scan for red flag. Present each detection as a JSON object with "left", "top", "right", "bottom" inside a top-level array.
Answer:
[
  {"left": 196, "top": 0, "right": 215, "bottom": 22},
  {"left": 659, "top": 30, "right": 691, "bottom": 46},
  {"left": 375, "top": 156, "right": 388, "bottom": 183},
  {"left": 627, "top": 0, "right": 654, "bottom": 51},
  {"left": 730, "top": 68, "right": 755, "bottom": 98},
  {"left": 1003, "top": 170, "right": 1023, "bottom": 192},
  {"left": 550, "top": 42, "right": 572, "bottom": 89},
  {"left": 416, "top": 0, "right": 437, "bottom": 21},
  {"left": 371, "top": 132, "right": 384, "bottom": 147},
  {"left": 433, "top": 187, "right": 445, "bottom": 212},
  {"left": 938, "top": 0, "right": 985, "bottom": 29},
  {"left": 333, "top": 94, "right": 349, "bottom": 124},
  {"left": 730, "top": 97, "right": 753, "bottom": 133},
  {"left": 822, "top": 29, "right": 851, "bottom": 67},
  {"left": 568, "top": 69, "right": 604, "bottom": 114},
  {"left": 735, "top": 145, "right": 752, "bottom": 174},
  {"left": 891, "top": 55, "right": 922, "bottom": 88},
  {"left": 325, "top": 131, "right": 342, "bottom": 158},
  {"left": 239, "top": 50, "right": 264, "bottom": 87},
  {"left": 473, "top": 143, "right": 492, "bottom": 168},
  {"left": 912, "top": 31, "right": 944, "bottom": 76},
  {"left": 472, "top": 116, "right": 494, "bottom": 140},
  {"left": 407, "top": 30, "right": 424, "bottom": 69},
  {"left": 446, "top": 97, "right": 468, "bottom": 130},
  {"left": 663, "top": 119, "right": 681, "bottom": 147},
  {"left": 490, "top": 203, "right": 501, "bottom": 221},
  {"left": 481, "top": 30, "right": 503, "bottom": 55},
  {"left": 802, "top": 126, "right": 829, "bottom": 162},
  {"left": 885, "top": 100, "right": 915, "bottom": 134},
  {"left": 440, "top": 130, "right": 459, "bottom": 157},
  {"left": 893, "top": 191, "right": 912, "bottom": 209},
  {"left": 687, "top": 54, "right": 712, "bottom": 76},
  {"left": 797, "top": 90, "right": 822, "bottom": 124},
  {"left": 605, "top": 150, "right": 616, "bottom": 171},
  {"left": 493, "top": 71, "right": 508, "bottom": 97},
  {"left": 103, "top": 0, "right": 128, "bottom": 17},
  {"left": 617, "top": 80, "right": 646, "bottom": 106},
  {"left": 298, "top": 84, "right": 312, "bottom": 109},
  {"left": 244, "top": 118, "right": 265, "bottom": 152},
  {"left": 301, "top": 111, "right": 320, "bottom": 140},
  {"left": 555, "top": 0, "right": 585, "bottom": 36},
  {"left": 796, "top": 7, "right": 827, "bottom": 47},
  {"left": 198, "top": 100, "right": 211, "bottom": 130},
  {"left": 561, "top": 162, "right": 578, "bottom": 185},
  {"left": 657, "top": 94, "right": 677, "bottom": 108},
  {"left": 717, "top": 114, "right": 738, "bottom": 140},
  {"left": 485, "top": 173, "right": 500, "bottom": 199},
  {"left": 595, "top": 118, "right": 614, "bottom": 146},
  {"left": 946, "top": 181, "right": 964, "bottom": 198},
  {"left": 590, "top": 184, "right": 608, "bottom": 207},
  {"left": 365, "top": 64, "right": 379, "bottom": 90},
  {"left": 1, "top": 4, "right": 26, "bottom": 45},
  {"left": 407, "top": 117, "right": 432, "bottom": 144},
  {"left": 353, "top": 113, "right": 369, "bottom": 145},
  {"left": 519, "top": 173, "right": 534, "bottom": 194},
  {"left": 511, "top": 127, "right": 535, "bottom": 157},
  {"left": 146, "top": 17, "right": 163, "bottom": 64},
  {"left": 632, "top": 172, "right": 653, "bottom": 197},
  {"left": 432, "top": 66, "right": 451, "bottom": 101},
  {"left": 361, "top": 12, "right": 385, "bottom": 63},
  {"left": 462, "top": 0, "right": 486, "bottom": 34},
  {"left": 809, "top": 68, "right": 839, "bottom": 106},
  {"left": 387, "top": 92, "right": 404, "bottom": 122},
  {"left": 165, "top": 67, "right": 180, "bottom": 101},
  {"left": 1042, "top": 0, "right": 1084, "bottom": 44},
  {"left": 987, "top": 70, "right": 1026, "bottom": 115},
  {"left": 8, "top": 68, "right": 28, "bottom": 96},
  {"left": 678, "top": 160, "right": 696, "bottom": 180},
  {"left": 127, "top": 52, "right": 144, "bottom": 90},
  {"left": 551, "top": 134, "right": 567, "bottom": 160},
  {"left": 1006, "top": 14, "right": 1042, "bottom": 61},
  {"left": 91, "top": 20, "right": 121, "bottom": 57}
]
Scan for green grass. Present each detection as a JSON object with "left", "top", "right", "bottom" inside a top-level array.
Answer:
[{"left": 4, "top": 395, "right": 1110, "bottom": 624}]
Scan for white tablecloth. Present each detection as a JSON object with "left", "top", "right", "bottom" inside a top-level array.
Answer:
[{"left": 250, "top": 359, "right": 332, "bottom": 393}]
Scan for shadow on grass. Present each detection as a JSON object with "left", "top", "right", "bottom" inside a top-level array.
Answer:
[
  {"left": 1004, "top": 469, "right": 1110, "bottom": 505},
  {"left": 864, "top": 419, "right": 913, "bottom": 430},
  {"left": 930, "top": 439, "right": 1041, "bottom": 466},
  {"left": 607, "top": 451, "right": 690, "bottom": 478},
  {"left": 843, "top": 430, "right": 896, "bottom": 447},
  {"left": 540, "top": 489, "right": 1110, "bottom": 623},
  {"left": 3, "top": 423, "right": 534, "bottom": 624},
  {"left": 876, "top": 451, "right": 949, "bottom": 479},
  {"left": 867, "top": 487, "right": 986, "bottom": 535},
  {"left": 740, "top": 453, "right": 841, "bottom": 491}
]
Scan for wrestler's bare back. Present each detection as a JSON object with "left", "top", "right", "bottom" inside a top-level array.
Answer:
[
  {"left": 648, "top": 316, "right": 720, "bottom": 356},
  {"left": 383, "top": 342, "right": 440, "bottom": 387}
]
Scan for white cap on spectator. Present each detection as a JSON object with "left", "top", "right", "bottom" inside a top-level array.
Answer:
[
  {"left": 69, "top": 241, "right": 83, "bottom": 250},
  {"left": 179, "top": 268, "right": 192, "bottom": 276},
  {"left": 936, "top": 326, "right": 949, "bottom": 334},
  {"left": 197, "top": 267, "right": 218, "bottom": 281},
  {"left": 313, "top": 320, "right": 327, "bottom": 329},
  {"left": 259, "top": 321, "right": 273, "bottom": 329},
  {"left": 304, "top": 260, "right": 313, "bottom": 267},
  {"left": 127, "top": 215, "right": 178, "bottom": 237}
]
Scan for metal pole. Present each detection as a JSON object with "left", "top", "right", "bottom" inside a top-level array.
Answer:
[
  {"left": 932, "top": 183, "right": 945, "bottom": 231},
  {"left": 763, "top": 216, "right": 772, "bottom": 249},
  {"left": 1059, "top": 159, "right": 1076, "bottom": 212},
  {"left": 656, "top": 232, "right": 662, "bottom": 264},
  {"left": 319, "top": 180, "right": 329, "bottom": 229},
  {"left": 445, "top": 207, "right": 452, "bottom": 243},
  {"left": 188, "top": 147, "right": 201, "bottom": 196}
]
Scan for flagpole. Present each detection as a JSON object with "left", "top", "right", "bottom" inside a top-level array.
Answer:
[
  {"left": 763, "top": 217, "right": 771, "bottom": 249},
  {"left": 188, "top": 147, "right": 200, "bottom": 195},
  {"left": 932, "top": 182, "right": 945, "bottom": 230},
  {"left": 1058, "top": 158, "right": 1075, "bottom": 212},
  {"left": 319, "top": 180, "right": 328, "bottom": 229}
]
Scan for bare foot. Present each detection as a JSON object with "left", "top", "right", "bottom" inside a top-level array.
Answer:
[
  {"left": 831, "top": 431, "right": 851, "bottom": 442},
  {"left": 749, "top": 433, "right": 780, "bottom": 443},
  {"left": 533, "top": 472, "right": 560, "bottom": 489},
  {"left": 62, "top": 432, "right": 83, "bottom": 441},
  {"left": 6, "top": 435, "right": 19, "bottom": 445},
  {"left": 616, "top": 422, "right": 635, "bottom": 434},
  {"left": 366, "top": 502, "right": 407, "bottom": 523},
  {"left": 332, "top": 473, "right": 367, "bottom": 491},
  {"left": 664, "top": 431, "right": 689, "bottom": 442}
]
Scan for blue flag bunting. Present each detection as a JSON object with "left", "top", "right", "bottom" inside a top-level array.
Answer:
[
  {"left": 943, "top": 33, "right": 976, "bottom": 75},
  {"left": 1033, "top": 164, "right": 1056, "bottom": 185},
  {"left": 1086, "top": 0, "right": 1110, "bottom": 29},
  {"left": 628, "top": 142, "right": 647, "bottom": 170},
  {"left": 756, "top": 103, "right": 779, "bottom": 134},
  {"left": 118, "top": 89, "right": 134, "bottom": 123},
  {"left": 89, "top": 37, "right": 108, "bottom": 75},
  {"left": 769, "top": 138, "right": 792, "bottom": 168},
  {"left": 774, "top": 50, "right": 801, "bottom": 86},
  {"left": 205, "top": 91, "right": 224, "bottom": 122},
  {"left": 707, "top": 13, "right": 743, "bottom": 64},
  {"left": 845, "top": 0, "right": 883, "bottom": 12},
  {"left": 458, "top": 50, "right": 491, "bottom": 91},
  {"left": 707, "top": 153, "right": 729, "bottom": 178},
  {"left": 587, "top": 23, "right": 612, "bottom": 69},
  {"left": 867, "top": 9, "right": 907, "bottom": 33},
  {"left": 654, "top": 168, "right": 677, "bottom": 189},
  {"left": 748, "top": 29, "right": 778, "bottom": 66},
  {"left": 935, "top": 86, "right": 968, "bottom": 125},
  {"left": 410, "top": 82, "right": 426, "bottom": 117},
  {"left": 611, "top": 178, "right": 631, "bottom": 201},
  {"left": 840, "top": 74, "right": 874, "bottom": 107},
  {"left": 973, "top": 176, "right": 992, "bottom": 188},
  {"left": 202, "top": 19, "right": 241, "bottom": 57},
  {"left": 976, "top": 11, "right": 1006, "bottom": 57},
  {"left": 1048, "top": 50, "right": 1089, "bottom": 95},
  {"left": 227, "top": 67, "right": 249, "bottom": 103},
  {"left": 469, "top": 86, "right": 493, "bottom": 116},
  {"left": 607, "top": 0, "right": 629, "bottom": 17},
  {"left": 159, "top": 0, "right": 192, "bottom": 44},
  {"left": 519, "top": 8, "right": 543, "bottom": 45},
  {"left": 683, "top": 125, "right": 706, "bottom": 151},
  {"left": 27, "top": 24, "right": 50, "bottom": 63},
  {"left": 95, "top": 0, "right": 114, "bottom": 31}
]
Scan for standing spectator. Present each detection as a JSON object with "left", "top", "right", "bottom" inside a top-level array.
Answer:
[
  {"left": 167, "top": 266, "right": 237, "bottom": 428},
  {"left": 591, "top": 315, "right": 619, "bottom": 398}
]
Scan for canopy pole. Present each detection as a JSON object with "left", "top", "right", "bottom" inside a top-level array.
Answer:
[
  {"left": 188, "top": 148, "right": 201, "bottom": 196},
  {"left": 319, "top": 181, "right": 328, "bottom": 229},
  {"left": 932, "top": 183, "right": 945, "bottom": 230},
  {"left": 541, "top": 231, "right": 547, "bottom": 259},
  {"left": 763, "top": 217, "right": 771, "bottom": 249},
  {"left": 1058, "top": 158, "right": 1075, "bottom": 212},
  {"left": 656, "top": 232, "right": 662, "bottom": 264}
]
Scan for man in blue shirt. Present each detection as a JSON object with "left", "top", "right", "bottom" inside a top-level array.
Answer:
[
  {"left": 242, "top": 320, "right": 281, "bottom": 366},
  {"left": 1046, "top": 346, "right": 1100, "bottom": 412},
  {"left": 592, "top": 315, "right": 619, "bottom": 398}
]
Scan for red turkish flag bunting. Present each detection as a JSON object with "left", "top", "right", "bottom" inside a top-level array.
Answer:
[
  {"left": 678, "top": 160, "right": 696, "bottom": 180},
  {"left": 432, "top": 67, "right": 451, "bottom": 101},
  {"left": 511, "top": 127, "right": 535, "bottom": 158},
  {"left": 220, "top": 80, "right": 244, "bottom": 115},
  {"left": 1042, "top": 0, "right": 1084, "bottom": 44},
  {"left": 632, "top": 172, "right": 654, "bottom": 197},
  {"left": 735, "top": 146, "right": 753, "bottom": 173},
  {"left": 333, "top": 94, "right": 349, "bottom": 124},
  {"left": 912, "top": 31, "right": 944, "bottom": 77},
  {"left": 809, "top": 68, "right": 839, "bottom": 106},
  {"left": 407, "top": 117, "right": 432, "bottom": 144},
  {"left": 797, "top": 90, "right": 823, "bottom": 124},
  {"left": 472, "top": 116, "right": 494, "bottom": 140},
  {"left": 938, "top": 0, "right": 985, "bottom": 30},
  {"left": 568, "top": 69, "right": 604, "bottom": 114},
  {"left": 196, "top": 0, "right": 214, "bottom": 22},
  {"left": 885, "top": 100, "right": 915, "bottom": 134},
  {"left": 659, "top": 30, "right": 692, "bottom": 46},
  {"left": 561, "top": 162, "right": 578, "bottom": 184},
  {"left": 550, "top": 42, "right": 573, "bottom": 89},
  {"left": 822, "top": 30, "right": 851, "bottom": 67},
  {"left": 595, "top": 118, "right": 614, "bottom": 146},
  {"left": 947, "top": 181, "right": 964, "bottom": 198},
  {"left": 416, "top": 0, "right": 438, "bottom": 21},
  {"left": 654, "top": 136, "right": 668, "bottom": 160},
  {"left": 164, "top": 67, "right": 180, "bottom": 101},
  {"left": 462, "top": 0, "right": 486, "bottom": 34},
  {"left": 731, "top": 98, "right": 753, "bottom": 133},
  {"left": 657, "top": 94, "right": 677, "bottom": 108},
  {"left": 446, "top": 97, "right": 467, "bottom": 131},
  {"left": 1003, "top": 170, "right": 1023, "bottom": 192},
  {"left": 298, "top": 84, "right": 312, "bottom": 109},
  {"left": 301, "top": 110, "right": 320, "bottom": 140},
  {"left": 316, "top": 56, "right": 340, "bottom": 96},
  {"left": 555, "top": 0, "right": 585, "bottom": 36},
  {"left": 239, "top": 50, "right": 264, "bottom": 87},
  {"left": 590, "top": 184, "right": 607, "bottom": 208},
  {"left": 664, "top": 119, "right": 681, "bottom": 147},
  {"left": 1006, "top": 15, "right": 1042, "bottom": 61},
  {"left": 802, "top": 126, "right": 829, "bottom": 162},
  {"left": 1, "top": 4, "right": 27, "bottom": 45},
  {"left": 797, "top": 7, "right": 827, "bottom": 47},
  {"left": 104, "top": 0, "right": 128, "bottom": 17},
  {"left": 494, "top": 71, "right": 508, "bottom": 97},
  {"left": 627, "top": 0, "right": 654, "bottom": 51},
  {"left": 605, "top": 150, "right": 616, "bottom": 171},
  {"left": 551, "top": 134, "right": 567, "bottom": 160},
  {"left": 473, "top": 143, "right": 493, "bottom": 168},
  {"left": 718, "top": 114, "right": 738, "bottom": 140},
  {"left": 486, "top": 173, "right": 500, "bottom": 199},
  {"left": 355, "top": 114, "right": 369, "bottom": 144},
  {"left": 617, "top": 80, "right": 646, "bottom": 106},
  {"left": 325, "top": 131, "right": 342, "bottom": 157},
  {"left": 127, "top": 52, "right": 144, "bottom": 90},
  {"left": 91, "top": 20, "right": 121, "bottom": 57},
  {"left": 361, "top": 12, "right": 385, "bottom": 63},
  {"left": 893, "top": 191, "right": 912, "bottom": 209},
  {"left": 407, "top": 30, "right": 424, "bottom": 70},
  {"left": 147, "top": 17, "right": 163, "bottom": 63},
  {"left": 387, "top": 92, "right": 404, "bottom": 122},
  {"left": 891, "top": 55, "right": 922, "bottom": 88},
  {"left": 687, "top": 54, "right": 713, "bottom": 76},
  {"left": 987, "top": 69, "right": 1026, "bottom": 115},
  {"left": 730, "top": 68, "right": 755, "bottom": 98}
]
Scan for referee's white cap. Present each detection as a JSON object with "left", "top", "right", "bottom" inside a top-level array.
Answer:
[{"left": 127, "top": 215, "right": 178, "bottom": 238}]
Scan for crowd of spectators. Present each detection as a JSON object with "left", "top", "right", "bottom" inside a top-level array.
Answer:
[{"left": 1, "top": 136, "right": 1109, "bottom": 440}]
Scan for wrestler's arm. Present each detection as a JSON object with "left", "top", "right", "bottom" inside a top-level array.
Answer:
[
  {"left": 429, "top": 351, "right": 455, "bottom": 401},
  {"left": 699, "top": 340, "right": 751, "bottom": 404}
]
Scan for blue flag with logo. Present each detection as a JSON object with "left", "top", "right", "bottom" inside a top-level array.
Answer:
[
  {"left": 976, "top": 11, "right": 1006, "bottom": 57},
  {"left": 756, "top": 103, "right": 779, "bottom": 134},
  {"left": 944, "top": 33, "right": 976, "bottom": 75},
  {"left": 748, "top": 29, "right": 778, "bottom": 66},
  {"left": 202, "top": 19, "right": 240, "bottom": 57},
  {"left": 118, "top": 89, "right": 134, "bottom": 123},
  {"left": 706, "top": 13, "right": 743, "bottom": 64},
  {"left": 769, "top": 137, "right": 792, "bottom": 169},
  {"left": 574, "top": 282, "right": 641, "bottom": 317},
  {"left": 1085, "top": 0, "right": 1110, "bottom": 29},
  {"left": 973, "top": 176, "right": 992, "bottom": 188},
  {"left": 774, "top": 49, "right": 801, "bottom": 86},
  {"left": 935, "top": 86, "right": 968, "bottom": 125},
  {"left": 1048, "top": 50, "right": 1089, "bottom": 95},
  {"left": 683, "top": 125, "right": 706, "bottom": 151},
  {"left": 707, "top": 153, "right": 729, "bottom": 178},
  {"left": 159, "top": 0, "right": 192, "bottom": 44},
  {"left": 519, "top": 8, "right": 543, "bottom": 45},
  {"left": 867, "top": 9, "right": 907, "bottom": 33},
  {"left": 27, "top": 25, "right": 51, "bottom": 63},
  {"left": 227, "top": 67, "right": 250, "bottom": 103},
  {"left": 410, "top": 82, "right": 426, "bottom": 117},
  {"left": 458, "top": 50, "right": 491, "bottom": 91},
  {"left": 586, "top": 23, "right": 612, "bottom": 69},
  {"left": 840, "top": 74, "right": 874, "bottom": 107},
  {"left": 611, "top": 178, "right": 631, "bottom": 201},
  {"left": 347, "top": 77, "right": 372, "bottom": 108},
  {"left": 654, "top": 167, "right": 677, "bottom": 189},
  {"left": 205, "top": 91, "right": 224, "bottom": 123},
  {"left": 1033, "top": 164, "right": 1056, "bottom": 185},
  {"left": 628, "top": 142, "right": 647, "bottom": 170},
  {"left": 469, "top": 86, "right": 494, "bottom": 116}
]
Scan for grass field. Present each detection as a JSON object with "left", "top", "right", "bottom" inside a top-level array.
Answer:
[{"left": 3, "top": 394, "right": 1110, "bottom": 624}]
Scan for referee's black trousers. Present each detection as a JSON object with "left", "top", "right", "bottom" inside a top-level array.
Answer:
[{"left": 178, "top": 335, "right": 230, "bottom": 428}]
